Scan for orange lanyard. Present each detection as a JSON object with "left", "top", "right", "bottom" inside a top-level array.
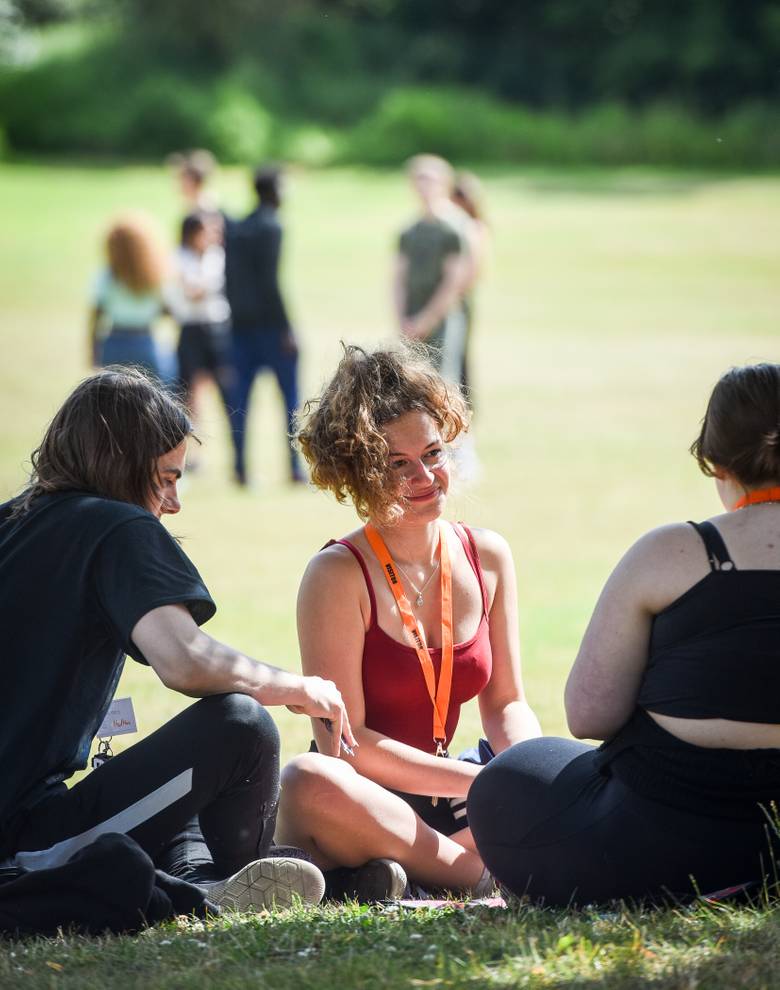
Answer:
[
  {"left": 364, "top": 521, "right": 454, "bottom": 751},
  {"left": 734, "top": 486, "right": 780, "bottom": 509}
]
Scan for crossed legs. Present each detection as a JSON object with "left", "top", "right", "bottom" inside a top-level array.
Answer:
[{"left": 276, "top": 752, "right": 485, "bottom": 892}]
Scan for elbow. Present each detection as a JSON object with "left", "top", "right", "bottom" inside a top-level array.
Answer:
[
  {"left": 147, "top": 648, "right": 203, "bottom": 696},
  {"left": 154, "top": 663, "right": 196, "bottom": 695},
  {"left": 566, "top": 713, "right": 594, "bottom": 740},
  {"left": 565, "top": 701, "right": 621, "bottom": 742},
  {"left": 564, "top": 689, "right": 601, "bottom": 740}
]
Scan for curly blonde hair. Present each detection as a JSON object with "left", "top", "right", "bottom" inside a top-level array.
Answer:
[
  {"left": 106, "top": 213, "right": 167, "bottom": 294},
  {"left": 297, "top": 343, "right": 470, "bottom": 525}
]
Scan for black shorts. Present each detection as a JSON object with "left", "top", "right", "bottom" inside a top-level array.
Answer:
[
  {"left": 388, "top": 787, "right": 466, "bottom": 836},
  {"left": 177, "top": 322, "right": 230, "bottom": 385},
  {"left": 309, "top": 738, "right": 493, "bottom": 837}
]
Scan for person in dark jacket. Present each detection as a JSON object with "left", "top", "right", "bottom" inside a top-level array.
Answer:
[{"left": 224, "top": 165, "right": 304, "bottom": 486}]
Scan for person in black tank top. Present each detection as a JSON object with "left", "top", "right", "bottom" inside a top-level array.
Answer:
[{"left": 470, "top": 363, "right": 780, "bottom": 906}]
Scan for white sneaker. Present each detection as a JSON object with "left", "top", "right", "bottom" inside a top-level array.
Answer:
[{"left": 202, "top": 857, "right": 326, "bottom": 911}]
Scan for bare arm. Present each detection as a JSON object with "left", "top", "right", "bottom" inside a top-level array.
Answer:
[
  {"left": 564, "top": 524, "right": 701, "bottom": 740},
  {"left": 298, "top": 547, "right": 481, "bottom": 798},
  {"left": 402, "top": 252, "right": 469, "bottom": 341},
  {"left": 88, "top": 304, "right": 103, "bottom": 366},
  {"left": 460, "top": 220, "right": 488, "bottom": 294},
  {"left": 474, "top": 529, "right": 542, "bottom": 753},
  {"left": 392, "top": 252, "right": 409, "bottom": 331},
  {"left": 131, "top": 603, "right": 355, "bottom": 757}
]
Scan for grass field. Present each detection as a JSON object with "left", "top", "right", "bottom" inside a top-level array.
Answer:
[{"left": 1, "top": 161, "right": 779, "bottom": 987}]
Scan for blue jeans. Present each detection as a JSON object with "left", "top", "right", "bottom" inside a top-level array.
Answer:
[
  {"left": 100, "top": 329, "right": 177, "bottom": 385},
  {"left": 228, "top": 331, "right": 302, "bottom": 482}
]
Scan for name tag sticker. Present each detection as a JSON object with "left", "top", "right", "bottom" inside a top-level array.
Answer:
[{"left": 97, "top": 697, "right": 137, "bottom": 737}]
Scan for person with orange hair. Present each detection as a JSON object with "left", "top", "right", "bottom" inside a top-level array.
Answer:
[{"left": 88, "top": 213, "right": 175, "bottom": 383}]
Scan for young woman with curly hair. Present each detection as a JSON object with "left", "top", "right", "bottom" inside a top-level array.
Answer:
[
  {"left": 88, "top": 213, "right": 175, "bottom": 383},
  {"left": 276, "top": 344, "right": 541, "bottom": 901}
]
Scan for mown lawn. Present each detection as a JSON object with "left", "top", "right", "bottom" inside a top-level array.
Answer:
[
  {"left": 0, "top": 161, "right": 778, "bottom": 987},
  {"left": 4, "top": 898, "right": 780, "bottom": 989}
]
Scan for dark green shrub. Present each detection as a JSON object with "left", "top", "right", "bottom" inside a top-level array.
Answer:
[
  {"left": 204, "top": 84, "right": 273, "bottom": 163},
  {"left": 339, "top": 85, "right": 780, "bottom": 169},
  {"left": 0, "top": 30, "right": 279, "bottom": 161},
  {"left": 119, "top": 75, "right": 211, "bottom": 157}
]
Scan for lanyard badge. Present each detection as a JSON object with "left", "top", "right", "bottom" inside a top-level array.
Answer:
[
  {"left": 91, "top": 697, "right": 138, "bottom": 771},
  {"left": 364, "top": 521, "right": 454, "bottom": 805}
]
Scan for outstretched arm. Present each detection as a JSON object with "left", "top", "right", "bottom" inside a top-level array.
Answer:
[
  {"left": 473, "top": 529, "right": 542, "bottom": 753},
  {"left": 132, "top": 603, "right": 355, "bottom": 758}
]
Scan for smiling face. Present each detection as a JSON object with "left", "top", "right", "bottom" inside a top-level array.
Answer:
[
  {"left": 146, "top": 440, "right": 187, "bottom": 519},
  {"left": 382, "top": 410, "right": 449, "bottom": 523}
]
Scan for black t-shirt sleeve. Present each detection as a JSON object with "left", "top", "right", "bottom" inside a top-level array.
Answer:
[{"left": 92, "top": 516, "right": 216, "bottom": 663}]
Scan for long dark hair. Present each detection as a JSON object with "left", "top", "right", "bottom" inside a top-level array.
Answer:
[
  {"left": 14, "top": 366, "right": 193, "bottom": 515},
  {"left": 691, "top": 363, "right": 780, "bottom": 486}
]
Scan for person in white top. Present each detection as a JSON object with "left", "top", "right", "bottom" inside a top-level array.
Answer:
[{"left": 169, "top": 213, "right": 234, "bottom": 459}]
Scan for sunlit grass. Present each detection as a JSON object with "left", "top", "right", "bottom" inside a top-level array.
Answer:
[{"left": 1, "top": 162, "right": 779, "bottom": 986}]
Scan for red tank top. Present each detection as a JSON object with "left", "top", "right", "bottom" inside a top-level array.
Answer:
[{"left": 330, "top": 523, "right": 493, "bottom": 753}]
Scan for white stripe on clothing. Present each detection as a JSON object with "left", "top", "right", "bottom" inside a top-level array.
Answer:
[{"left": 11, "top": 768, "right": 193, "bottom": 872}]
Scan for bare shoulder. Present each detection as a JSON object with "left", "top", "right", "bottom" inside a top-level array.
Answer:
[
  {"left": 457, "top": 524, "right": 513, "bottom": 572},
  {"left": 300, "top": 535, "right": 366, "bottom": 592},
  {"left": 611, "top": 522, "right": 710, "bottom": 613},
  {"left": 621, "top": 522, "right": 706, "bottom": 571}
]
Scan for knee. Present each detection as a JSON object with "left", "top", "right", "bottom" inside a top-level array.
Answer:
[
  {"left": 198, "top": 693, "right": 280, "bottom": 757},
  {"left": 468, "top": 737, "right": 593, "bottom": 848},
  {"left": 468, "top": 739, "right": 557, "bottom": 844},
  {"left": 280, "top": 752, "right": 353, "bottom": 817}
]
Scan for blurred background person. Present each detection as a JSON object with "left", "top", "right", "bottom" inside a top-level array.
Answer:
[
  {"left": 169, "top": 212, "right": 234, "bottom": 470},
  {"left": 88, "top": 212, "right": 176, "bottom": 383},
  {"left": 451, "top": 171, "right": 490, "bottom": 412},
  {"left": 169, "top": 148, "right": 219, "bottom": 216},
  {"left": 393, "top": 154, "right": 472, "bottom": 386},
  {"left": 224, "top": 164, "right": 304, "bottom": 487}
]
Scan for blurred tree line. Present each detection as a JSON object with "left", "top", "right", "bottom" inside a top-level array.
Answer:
[
  {"left": 0, "top": 0, "right": 778, "bottom": 164},
  {"left": 8, "top": 0, "right": 776, "bottom": 113}
]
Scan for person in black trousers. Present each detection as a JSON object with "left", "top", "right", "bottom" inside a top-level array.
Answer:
[
  {"left": 469, "top": 363, "right": 780, "bottom": 907},
  {"left": 0, "top": 367, "right": 355, "bottom": 922},
  {"left": 224, "top": 165, "right": 304, "bottom": 486}
]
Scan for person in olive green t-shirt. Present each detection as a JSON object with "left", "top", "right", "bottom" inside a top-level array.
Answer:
[{"left": 393, "top": 155, "right": 473, "bottom": 383}]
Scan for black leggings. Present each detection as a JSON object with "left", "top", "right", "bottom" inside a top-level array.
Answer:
[
  {"left": 10, "top": 694, "right": 280, "bottom": 884},
  {"left": 468, "top": 737, "right": 776, "bottom": 907}
]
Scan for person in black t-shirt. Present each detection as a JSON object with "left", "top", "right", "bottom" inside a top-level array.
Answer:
[{"left": 0, "top": 367, "right": 355, "bottom": 914}]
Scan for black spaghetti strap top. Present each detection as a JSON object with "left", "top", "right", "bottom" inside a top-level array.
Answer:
[
  {"left": 594, "top": 520, "right": 780, "bottom": 819},
  {"left": 636, "top": 520, "right": 780, "bottom": 722}
]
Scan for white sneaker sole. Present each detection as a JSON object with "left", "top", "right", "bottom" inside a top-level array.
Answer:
[{"left": 207, "top": 857, "right": 325, "bottom": 911}]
